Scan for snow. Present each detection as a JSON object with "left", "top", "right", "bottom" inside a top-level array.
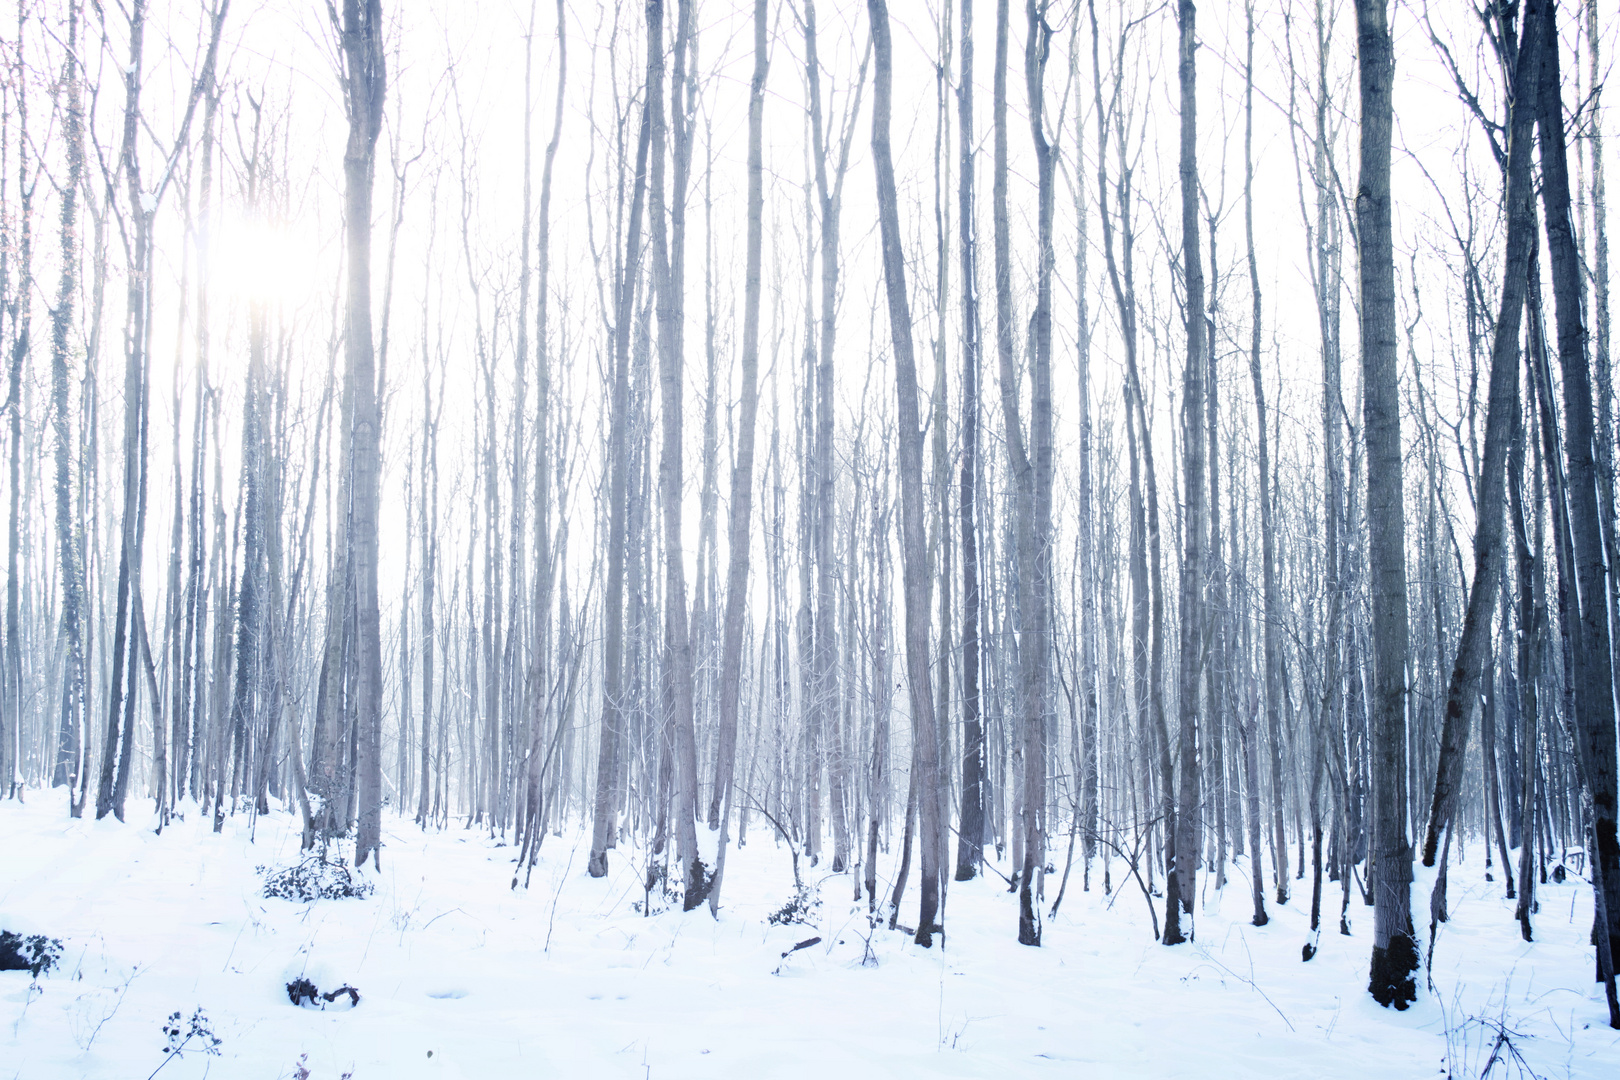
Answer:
[{"left": 3, "top": 796, "right": 1618, "bottom": 1079}]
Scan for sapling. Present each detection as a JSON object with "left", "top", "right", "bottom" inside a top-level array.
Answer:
[{"left": 148, "top": 1008, "right": 221, "bottom": 1079}]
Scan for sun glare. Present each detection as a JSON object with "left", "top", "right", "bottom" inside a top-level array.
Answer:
[{"left": 212, "top": 216, "right": 319, "bottom": 309}]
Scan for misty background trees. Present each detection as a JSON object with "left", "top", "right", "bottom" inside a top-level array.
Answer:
[{"left": 0, "top": 0, "right": 1615, "bottom": 1017}]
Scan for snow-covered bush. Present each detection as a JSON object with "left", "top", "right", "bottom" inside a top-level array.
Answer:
[
  {"left": 767, "top": 881, "right": 820, "bottom": 927},
  {"left": 0, "top": 929, "right": 62, "bottom": 977},
  {"left": 258, "top": 856, "right": 374, "bottom": 902}
]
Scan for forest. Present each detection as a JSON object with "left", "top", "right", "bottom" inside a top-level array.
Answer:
[{"left": 2, "top": 0, "right": 1619, "bottom": 1074}]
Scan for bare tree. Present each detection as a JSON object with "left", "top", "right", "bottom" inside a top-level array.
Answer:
[
  {"left": 47, "top": 0, "right": 89, "bottom": 803},
  {"left": 4, "top": 0, "right": 34, "bottom": 804},
  {"left": 588, "top": 22, "right": 653, "bottom": 879},
  {"left": 869, "top": 0, "right": 945, "bottom": 947},
  {"left": 708, "top": 0, "right": 768, "bottom": 912},
  {"left": 95, "top": 0, "right": 228, "bottom": 823},
  {"left": 1239, "top": 0, "right": 1269, "bottom": 927},
  {"left": 953, "top": 0, "right": 986, "bottom": 884},
  {"left": 334, "top": 0, "right": 387, "bottom": 868},
  {"left": 1420, "top": 0, "right": 1542, "bottom": 873},
  {"left": 1532, "top": 0, "right": 1620, "bottom": 1001},
  {"left": 1355, "top": 0, "right": 1417, "bottom": 1010},
  {"left": 1169, "top": 0, "right": 1205, "bottom": 943}
]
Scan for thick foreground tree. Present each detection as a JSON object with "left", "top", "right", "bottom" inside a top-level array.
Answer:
[
  {"left": 1356, "top": 0, "right": 1416, "bottom": 1009},
  {"left": 337, "top": 0, "right": 387, "bottom": 870}
]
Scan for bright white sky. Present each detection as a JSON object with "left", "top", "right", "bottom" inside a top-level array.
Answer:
[{"left": 11, "top": 0, "right": 1617, "bottom": 652}]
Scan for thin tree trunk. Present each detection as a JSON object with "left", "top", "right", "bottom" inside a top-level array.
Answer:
[
  {"left": 1240, "top": 0, "right": 1269, "bottom": 927},
  {"left": 1511, "top": 372, "right": 1540, "bottom": 938},
  {"left": 708, "top": 0, "right": 768, "bottom": 913},
  {"left": 518, "top": 0, "right": 566, "bottom": 867},
  {"left": 49, "top": 0, "right": 85, "bottom": 798},
  {"left": 588, "top": 62, "right": 653, "bottom": 879},
  {"left": 869, "top": 0, "right": 944, "bottom": 947},
  {"left": 1169, "top": 0, "right": 1205, "bottom": 941},
  {"left": 954, "top": 0, "right": 986, "bottom": 884},
  {"left": 5, "top": 0, "right": 33, "bottom": 803}
]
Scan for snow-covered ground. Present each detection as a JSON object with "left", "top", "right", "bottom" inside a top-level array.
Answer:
[{"left": 2, "top": 796, "right": 1617, "bottom": 1079}]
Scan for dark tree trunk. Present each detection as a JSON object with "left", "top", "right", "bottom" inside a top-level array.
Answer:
[
  {"left": 1420, "top": 4, "right": 1542, "bottom": 868},
  {"left": 1356, "top": 0, "right": 1418, "bottom": 1010},
  {"left": 1169, "top": 0, "right": 1205, "bottom": 941},
  {"left": 1533, "top": 0, "right": 1620, "bottom": 992},
  {"left": 1240, "top": 0, "right": 1269, "bottom": 927},
  {"left": 954, "top": 0, "right": 986, "bottom": 884}
]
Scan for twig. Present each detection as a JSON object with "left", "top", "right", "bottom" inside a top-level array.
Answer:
[
  {"left": 545, "top": 836, "right": 581, "bottom": 955},
  {"left": 1193, "top": 944, "right": 1295, "bottom": 1032}
]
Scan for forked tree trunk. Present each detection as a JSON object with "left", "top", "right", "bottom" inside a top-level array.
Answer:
[
  {"left": 647, "top": 0, "right": 705, "bottom": 907},
  {"left": 1420, "top": 1, "right": 1542, "bottom": 868}
]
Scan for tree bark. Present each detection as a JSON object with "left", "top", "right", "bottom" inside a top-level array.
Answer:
[
  {"left": 869, "top": 0, "right": 944, "bottom": 948},
  {"left": 954, "top": 0, "right": 986, "bottom": 884},
  {"left": 337, "top": 0, "right": 387, "bottom": 869},
  {"left": 1420, "top": 3, "right": 1542, "bottom": 867},
  {"left": 49, "top": 0, "right": 85, "bottom": 799},
  {"left": 1355, "top": 0, "right": 1417, "bottom": 1010},
  {"left": 708, "top": 0, "right": 768, "bottom": 912},
  {"left": 1533, "top": 0, "right": 1620, "bottom": 985},
  {"left": 1240, "top": 0, "right": 1269, "bottom": 927},
  {"left": 588, "top": 60, "right": 653, "bottom": 879},
  {"left": 1170, "top": 0, "right": 1205, "bottom": 941}
]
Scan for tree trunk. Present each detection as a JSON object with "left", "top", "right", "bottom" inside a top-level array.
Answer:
[
  {"left": 49, "top": 0, "right": 85, "bottom": 798},
  {"left": 5, "top": 0, "right": 34, "bottom": 804},
  {"left": 1533, "top": 0, "right": 1620, "bottom": 989},
  {"left": 337, "top": 0, "right": 387, "bottom": 869},
  {"left": 588, "top": 63, "right": 652, "bottom": 879},
  {"left": 869, "top": 0, "right": 944, "bottom": 948},
  {"left": 647, "top": 0, "right": 705, "bottom": 908},
  {"left": 1420, "top": 3, "right": 1541, "bottom": 869},
  {"left": 708, "top": 0, "right": 767, "bottom": 912},
  {"left": 1240, "top": 0, "right": 1269, "bottom": 927},
  {"left": 1168, "top": 0, "right": 1206, "bottom": 940},
  {"left": 954, "top": 0, "right": 986, "bottom": 884},
  {"left": 1017, "top": 0, "right": 1056, "bottom": 946},
  {"left": 1355, "top": 0, "right": 1417, "bottom": 1010}
]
